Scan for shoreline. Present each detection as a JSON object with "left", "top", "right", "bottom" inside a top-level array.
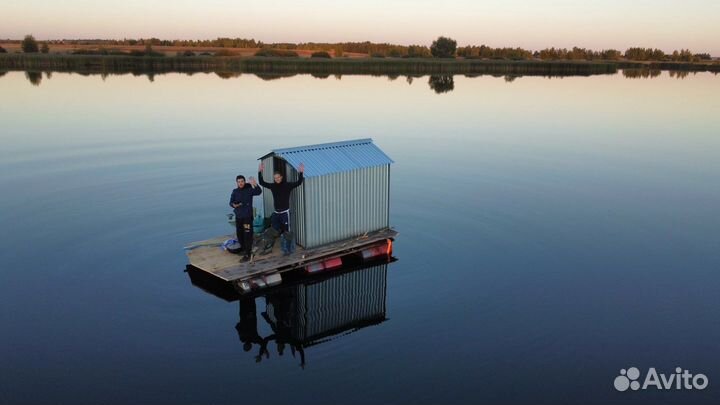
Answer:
[{"left": 1, "top": 54, "right": 718, "bottom": 76}]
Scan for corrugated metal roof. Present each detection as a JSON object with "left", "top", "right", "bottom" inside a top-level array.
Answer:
[{"left": 260, "top": 138, "right": 394, "bottom": 177}]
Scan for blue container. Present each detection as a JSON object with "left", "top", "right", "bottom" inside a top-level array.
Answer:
[{"left": 253, "top": 214, "right": 265, "bottom": 234}]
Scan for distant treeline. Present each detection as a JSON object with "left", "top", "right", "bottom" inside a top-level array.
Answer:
[
  {"left": 2, "top": 37, "right": 715, "bottom": 62},
  {"left": 459, "top": 45, "right": 712, "bottom": 62}
]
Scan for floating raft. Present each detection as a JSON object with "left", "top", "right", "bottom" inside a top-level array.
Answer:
[{"left": 185, "top": 228, "right": 397, "bottom": 285}]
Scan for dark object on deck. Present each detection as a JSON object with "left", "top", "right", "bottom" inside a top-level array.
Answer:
[
  {"left": 225, "top": 241, "right": 243, "bottom": 254},
  {"left": 254, "top": 227, "right": 279, "bottom": 256}
]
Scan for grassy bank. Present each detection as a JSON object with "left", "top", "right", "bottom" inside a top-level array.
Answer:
[{"left": 0, "top": 53, "right": 622, "bottom": 76}]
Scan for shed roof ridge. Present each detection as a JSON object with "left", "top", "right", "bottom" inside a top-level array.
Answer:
[
  {"left": 259, "top": 138, "right": 393, "bottom": 177},
  {"left": 271, "top": 138, "right": 372, "bottom": 154}
]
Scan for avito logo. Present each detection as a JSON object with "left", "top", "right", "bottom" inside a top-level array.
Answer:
[{"left": 614, "top": 367, "right": 709, "bottom": 392}]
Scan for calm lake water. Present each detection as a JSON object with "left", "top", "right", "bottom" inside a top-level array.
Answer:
[{"left": 1, "top": 70, "right": 719, "bottom": 405}]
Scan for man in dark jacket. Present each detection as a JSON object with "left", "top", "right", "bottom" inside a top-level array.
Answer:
[
  {"left": 230, "top": 175, "right": 262, "bottom": 261},
  {"left": 258, "top": 162, "right": 304, "bottom": 254}
]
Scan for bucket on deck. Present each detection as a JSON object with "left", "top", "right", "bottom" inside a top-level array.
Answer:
[{"left": 253, "top": 214, "right": 265, "bottom": 234}]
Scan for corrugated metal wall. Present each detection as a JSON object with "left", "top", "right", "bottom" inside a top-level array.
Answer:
[
  {"left": 260, "top": 155, "right": 275, "bottom": 221},
  {"left": 284, "top": 164, "right": 307, "bottom": 247},
  {"left": 302, "top": 165, "right": 390, "bottom": 248}
]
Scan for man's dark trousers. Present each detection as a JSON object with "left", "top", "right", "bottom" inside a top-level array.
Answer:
[{"left": 235, "top": 216, "right": 253, "bottom": 256}]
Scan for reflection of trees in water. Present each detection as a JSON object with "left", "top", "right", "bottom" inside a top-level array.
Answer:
[
  {"left": 13, "top": 68, "right": 708, "bottom": 92},
  {"left": 254, "top": 73, "right": 298, "bottom": 81},
  {"left": 0, "top": 71, "right": 7, "bottom": 78},
  {"left": 669, "top": 70, "right": 691, "bottom": 79},
  {"left": 25, "top": 71, "right": 42, "bottom": 86},
  {"left": 215, "top": 72, "right": 242, "bottom": 79},
  {"left": 405, "top": 74, "right": 422, "bottom": 85},
  {"left": 622, "top": 69, "right": 662, "bottom": 79},
  {"left": 623, "top": 69, "right": 696, "bottom": 79},
  {"left": 428, "top": 75, "right": 454, "bottom": 94}
]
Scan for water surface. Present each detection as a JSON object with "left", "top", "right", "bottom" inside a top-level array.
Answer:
[{"left": 1, "top": 71, "right": 719, "bottom": 404}]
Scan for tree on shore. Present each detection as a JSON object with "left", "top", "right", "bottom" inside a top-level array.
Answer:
[
  {"left": 407, "top": 45, "right": 431, "bottom": 58},
  {"left": 430, "top": 36, "right": 457, "bottom": 58},
  {"left": 600, "top": 49, "right": 622, "bottom": 60},
  {"left": 0, "top": 45, "right": 7, "bottom": 53},
  {"left": 40, "top": 43, "right": 49, "bottom": 53},
  {"left": 22, "top": 35, "right": 39, "bottom": 53},
  {"left": 311, "top": 51, "right": 331, "bottom": 58},
  {"left": 458, "top": 45, "right": 531, "bottom": 60}
]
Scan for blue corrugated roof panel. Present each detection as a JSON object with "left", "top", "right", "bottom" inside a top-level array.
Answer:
[{"left": 262, "top": 138, "right": 394, "bottom": 177}]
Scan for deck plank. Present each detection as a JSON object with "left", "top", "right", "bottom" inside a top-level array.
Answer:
[{"left": 186, "top": 228, "right": 397, "bottom": 282}]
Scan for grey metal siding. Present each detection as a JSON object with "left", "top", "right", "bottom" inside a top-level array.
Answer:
[
  {"left": 284, "top": 165, "right": 307, "bottom": 247},
  {"left": 303, "top": 165, "right": 390, "bottom": 248},
  {"left": 260, "top": 155, "right": 275, "bottom": 220}
]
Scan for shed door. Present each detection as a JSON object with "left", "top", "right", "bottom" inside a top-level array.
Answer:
[{"left": 272, "top": 157, "right": 286, "bottom": 177}]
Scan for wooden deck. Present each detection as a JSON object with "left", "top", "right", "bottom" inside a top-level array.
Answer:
[{"left": 185, "top": 228, "right": 397, "bottom": 283}]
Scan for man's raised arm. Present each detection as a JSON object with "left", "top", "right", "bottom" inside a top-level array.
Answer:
[
  {"left": 289, "top": 163, "right": 305, "bottom": 188},
  {"left": 258, "top": 162, "right": 272, "bottom": 187}
]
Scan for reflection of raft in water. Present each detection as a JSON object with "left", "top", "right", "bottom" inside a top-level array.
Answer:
[
  {"left": 188, "top": 260, "right": 391, "bottom": 367},
  {"left": 185, "top": 138, "right": 396, "bottom": 294}
]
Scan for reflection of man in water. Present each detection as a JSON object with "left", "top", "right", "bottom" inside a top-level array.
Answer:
[
  {"left": 236, "top": 296, "right": 272, "bottom": 362},
  {"left": 235, "top": 290, "right": 306, "bottom": 367},
  {"left": 236, "top": 297, "right": 261, "bottom": 351},
  {"left": 262, "top": 289, "right": 306, "bottom": 368}
]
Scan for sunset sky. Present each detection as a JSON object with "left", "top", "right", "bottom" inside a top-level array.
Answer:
[{"left": 4, "top": 0, "right": 719, "bottom": 54}]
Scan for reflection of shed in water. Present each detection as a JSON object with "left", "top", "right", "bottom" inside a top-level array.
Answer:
[
  {"left": 263, "top": 262, "right": 388, "bottom": 345},
  {"left": 187, "top": 258, "right": 390, "bottom": 366}
]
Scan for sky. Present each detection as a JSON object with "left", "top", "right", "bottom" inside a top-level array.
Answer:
[{"left": 3, "top": 0, "right": 719, "bottom": 54}]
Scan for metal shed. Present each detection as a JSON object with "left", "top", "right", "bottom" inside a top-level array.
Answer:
[{"left": 258, "top": 138, "right": 394, "bottom": 249}]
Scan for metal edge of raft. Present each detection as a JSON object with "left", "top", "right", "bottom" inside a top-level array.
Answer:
[{"left": 185, "top": 227, "right": 398, "bottom": 283}]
